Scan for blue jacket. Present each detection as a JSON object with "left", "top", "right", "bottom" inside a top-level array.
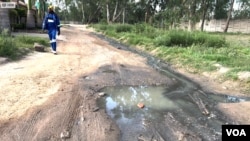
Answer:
[{"left": 42, "top": 11, "right": 60, "bottom": 32}]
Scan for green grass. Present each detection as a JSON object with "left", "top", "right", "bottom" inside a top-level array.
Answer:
[
  {"left": 0, "top": 31, "right": 49, "bottom": 60},
  {"left": 15, "top": 36, "right": 49, "bottom": 48},
  {"left": 0, "top": 36, "right": 17, "bottom": 58},
  {"left": 90, "top": 23, "right": 250, "bottom": 86}
]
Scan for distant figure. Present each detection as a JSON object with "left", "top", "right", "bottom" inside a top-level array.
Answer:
[{"left": 42, "top": 5, "right": 60, "bottom": 54}]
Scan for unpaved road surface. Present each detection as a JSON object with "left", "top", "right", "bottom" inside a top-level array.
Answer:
[{"left": 0, "top": 25, "right": 250, "bottom": 141}]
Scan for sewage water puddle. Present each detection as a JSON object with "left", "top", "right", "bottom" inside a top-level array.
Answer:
[
  {"left": 97, "top": 85, "right": 250, "bottom": 141},
  {"left": 93, "top": 31, "right": 250, "bottom": 141}
]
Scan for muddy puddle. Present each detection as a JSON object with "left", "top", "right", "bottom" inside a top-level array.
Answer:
[
  {"left": 93, "top": 32, "right": 250, "bottom": 141},
  {"left": 97, "top": 85, "right": 250, "bottom": 141},
  {"left": 94, "top": 32, "right": 250, "bottom": 141}
]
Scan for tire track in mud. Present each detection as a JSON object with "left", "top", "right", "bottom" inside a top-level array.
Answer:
[
  {"left": 0, "top": 29, "right": 174, "bottom": 141},
  {"left": 0, "top": 26, "right": 91, "bottom": 140},
  {"left": 0, "top": 25, "right": 176, "bottom": 141},
  {"left": 0, "top": 76, "right": 82, "bottom": 140}
]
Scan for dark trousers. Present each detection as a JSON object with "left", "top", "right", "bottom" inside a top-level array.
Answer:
[{"left": 48, "top": 29, "right": 57, "bottom": 51}]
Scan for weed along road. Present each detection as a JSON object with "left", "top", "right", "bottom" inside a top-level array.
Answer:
[{"left": 0, "top": 25, "right": 250, "bottom": 141}]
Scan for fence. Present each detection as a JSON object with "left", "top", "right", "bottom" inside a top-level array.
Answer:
[{"left": 198, "top": 19, "right": 250, "bottom": 33}]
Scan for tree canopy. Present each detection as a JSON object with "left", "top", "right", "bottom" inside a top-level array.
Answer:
[{"left": 21, "top": 0, "right": 250, "bottom": 31}]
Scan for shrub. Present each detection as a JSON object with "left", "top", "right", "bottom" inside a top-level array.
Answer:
[
  {"left": 193, "top": 32, "right": 207, "bottom": 45},
  {"left": 134, "top": 23, "right": 146, "bottom": 33},
  {"left": 9, "top": 9, "right": 18, "bottom": 17},
  {"left": 154, "top": 34, "right": 171, "bottom": 46},
  {"left": 153, "top": 30, "right": 227, "bottom": 48},
  {"left": 16, "top": 36, "right": 49, "bottom": 46},
  {"left": 115, "top": 24, "right": 133, "bottom": 33},
  {"left": 0, "top": 33, "right": 17, "bottom": 58},
  {"left": 16, "top": 36, "right": 39, "bottom": 44},
  {"left": 15, "top": 8, "right": 27, "bottom": 17},
  {"left": 203, "top": 36, "right": 226, "bottom": 47},
  {"left": 131, "top": 36, "right": 151, "bottom": 45},
  {"left": 133, "top": 23, "right": 160, "bottom": 38},
  {"left": 99, "top": 24, "right": 109, "bottom": 31},
  {"left": 11, "top": 23, "right": 26, "bottom": 30},
  {"left": 168, "top": 30, "right": 194, "bottom": 47}
]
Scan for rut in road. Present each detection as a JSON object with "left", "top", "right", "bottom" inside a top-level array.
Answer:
[{"left": 0, "top": 25, "right": 174, "bottom": 141}]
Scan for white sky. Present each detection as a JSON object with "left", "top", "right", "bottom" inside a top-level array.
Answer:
[
  {"left": 234, "top": 2, "right": 240, "bottom": 10},
  {"left": 24, "top": 0, "right": 57, "bottom": 5}
]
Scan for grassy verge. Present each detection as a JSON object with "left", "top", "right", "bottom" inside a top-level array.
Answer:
[
  {"left": 0, "top": 29, "right": 49, "bottom": 60},
  {"left": 90, "top": 23, "right": 250, "bottom": 92}
]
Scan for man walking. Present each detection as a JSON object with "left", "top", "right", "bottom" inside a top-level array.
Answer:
[{"left": 42, "top": 5, "right": 60, "bottom": 54}]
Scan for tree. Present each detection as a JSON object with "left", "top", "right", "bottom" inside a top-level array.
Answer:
[
  {"left": 109, "top": 0, "right": 127, "bottom": 23},
  {"left": 214, "top": 0, "right": 229, "bottom": 19},
  {"left": 49, "top": 0, "right": 250, "bottom": 32},
  {"left": 126, "top": 1, "right": 145, "bottom": 23},
  {"left": 82, "top": 0, "right": 102, "bottom": 23},
  {"left": 234, "top": 0, "right": 250, "bottom": 18},
  {"left": 224, "top": 0, "right": 235, "bottom": 32},
  {"left": 187, "top": 0, "right": 198, "bottom": 31},
  {"left": 199, "top": 0, "right": 213, "bottom": 31},
  {"left": 155, "top": 0, "right": 182, "bottom": 29}
]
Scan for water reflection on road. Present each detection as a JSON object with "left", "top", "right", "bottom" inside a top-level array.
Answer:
[
  {"left": 94, "top": 32, "right": 250, "bottom": 141},
  {"left": 98, "top": 85, "right": 250, "bottom": 141}
]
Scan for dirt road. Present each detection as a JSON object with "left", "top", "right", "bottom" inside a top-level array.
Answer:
[
  {"left": 0, "top": 25, "right": 175, "bottom": 140},
  {"left": 0, "top": 25, "right": 249, "bottom": 141}
]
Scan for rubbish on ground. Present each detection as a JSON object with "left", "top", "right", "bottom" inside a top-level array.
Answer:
[{"left": 137, "top": 102, "right": 145, "bottom": 109}]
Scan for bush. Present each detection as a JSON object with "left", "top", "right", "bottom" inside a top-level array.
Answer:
[
  {"left": 0, "top": 29, "right": 49, "bottom": 59},
  {"left": 0, "top": 28, "right": 10, "bottom": 36},
  {"left": 0, "top": 32, "right": 17, "bottom": 58},
  {"left": 91, "top": 23, "right": 227, "bottom": 48},
  {"left": 15, "top": 8, "right": 27, "bottom": 17},
  {"left": 153, "top": 30, "right": 227, "bottom": 48},
  {"left": 127, "top": 35, "right": 152, "bottom": 45},
  {"left": 0, "top": 38, "right": 17, "bottom": 57},
  {"left": 133, "top": 23, "right": 160, "bottom": 39},
  {"left": 9, "top": 9, "right": 18, "bottom": 17},
  {"left": 98, "top": 24, "right": 109, "bottom": 31},
  {"left": 11, "top": 23, "right": 26, "bottom": 30},
  {"left": 168, "top": 30, "right": 194, "bottom": 47},
  {"left": 16, "top": 36, "right": 39, "bottom": 44},
  {"left": 134, "top": 23, "right": 146, "bottom": 33},
  {"left": 154, "top": 34, "right": 171, "bottom": 46},
  {"left": 115, "top": 24, "right": 133, "bottom": 33},
  {"left": 16, "top": 36, "right": 49, "bottom": 46},
  {"left": 203, "top": 36, "right": 226, "bottom": 47}
]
